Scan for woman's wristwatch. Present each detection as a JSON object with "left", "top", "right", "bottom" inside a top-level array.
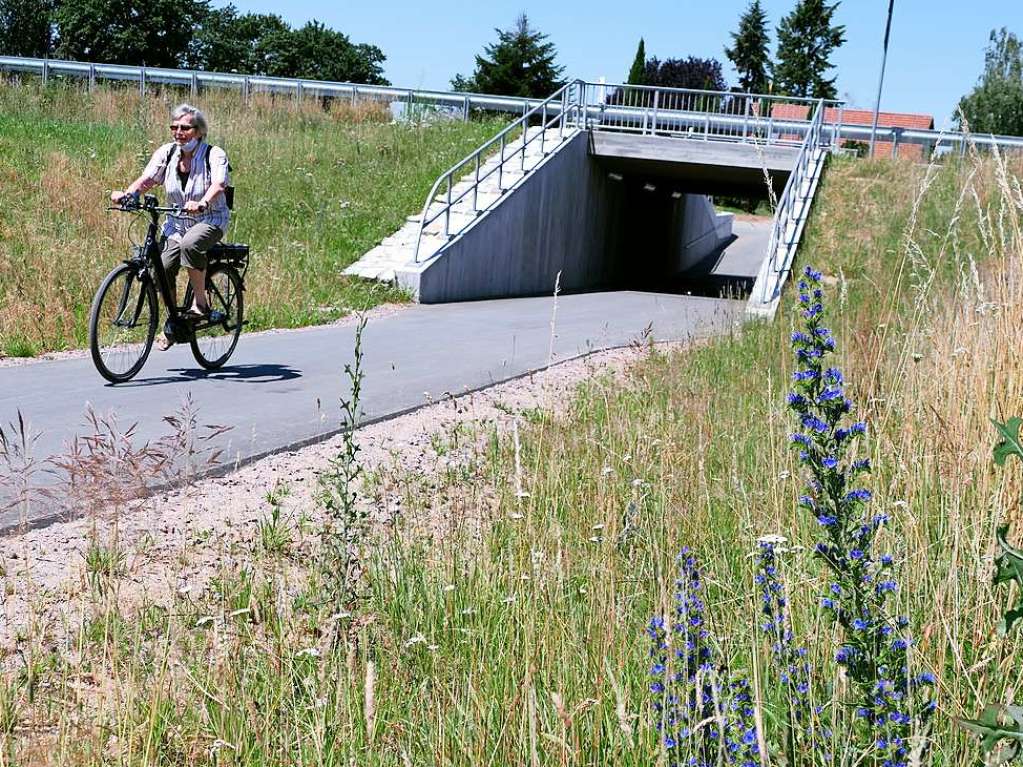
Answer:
[{"left": 198, "top": 200, "right": 209, "bottom": 212}]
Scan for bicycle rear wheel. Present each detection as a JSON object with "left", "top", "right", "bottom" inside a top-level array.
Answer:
[
  {"left": 187, "top": 264, "right": 244, "bottom": 369},
  {"left": 88, "top": 264, "right": 158, "bottom": 383}
]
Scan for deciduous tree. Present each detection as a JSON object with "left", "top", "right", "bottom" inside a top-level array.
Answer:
[
  {"left": 774, "top": 0, "right": 845, "bottom": 99},
  {"left": 0, "top": 0, "right": 53, "bottom": 57},
  {"left": 644, "top": 56, "right": 727, "bottom": 91},
  {"left": 957, "top": 27, "right": 1023, "bottom": 137},
  {"left": 54, "top": 0, "right": 207, "bottom": 67},
  {"left": 186, "top": 7, "right": 387, "bottom": 83}
]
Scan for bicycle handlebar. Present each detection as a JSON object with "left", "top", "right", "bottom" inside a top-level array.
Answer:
[{"left": 108, "top": 192, "right": 196, "bottom": 217}]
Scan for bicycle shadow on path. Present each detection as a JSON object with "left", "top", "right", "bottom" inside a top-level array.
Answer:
[{"left": 109, "top": 363, "right": 302, "bottom": 388}]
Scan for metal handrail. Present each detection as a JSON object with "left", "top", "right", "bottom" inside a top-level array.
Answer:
[
  {"left": 582, "top": 82, "right": 838, "bottom": 147},
  {"left": 759, "top": 99, "right": 826, "bottom": 303},
  {"left": 411, "top": 80, "right": 583, "bottom": 263},
  {"left": 588, "top": 79, "right": 843, "bottom": 107}
]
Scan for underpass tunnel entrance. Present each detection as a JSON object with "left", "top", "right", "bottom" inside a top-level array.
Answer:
[
  {"left": 598, "top": 168, "right": 777, "bottom": 298},
  {"left": 400, "top": 131, "right": 796, "bottom": 304}
]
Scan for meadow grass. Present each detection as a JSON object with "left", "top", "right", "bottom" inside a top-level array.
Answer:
[
  {"left": 0, "top": 80, "right": 506, "bottom": 356},
  {"left": 0, "top": 145, "right": 1021, "bottom": 764}
]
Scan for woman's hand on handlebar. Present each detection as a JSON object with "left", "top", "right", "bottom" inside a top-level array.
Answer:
[
  {"left": 110, "top": 190, "right": 126, "bottom": 204},
  {"left": 182, "top": 199, "right": 206, "bottom": 214}
]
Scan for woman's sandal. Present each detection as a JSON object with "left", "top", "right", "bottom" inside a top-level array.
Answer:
[
  {"left": 156, "top": 332, "right": 174, "bottom": 351},
  {"left": 184, "top": 306, "right": 227, "bottom": 324}
]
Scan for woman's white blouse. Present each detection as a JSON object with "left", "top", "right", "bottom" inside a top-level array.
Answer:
[{"left": 142, "top": 141, "right": 231, "bottom": 237}]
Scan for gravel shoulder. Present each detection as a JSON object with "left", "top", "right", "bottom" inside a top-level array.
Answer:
[{"left": 0, "top": 341, "right": 673, "bottom": 652}]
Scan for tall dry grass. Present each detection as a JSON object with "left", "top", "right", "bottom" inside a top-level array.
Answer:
[
  {"left": 0, "top": 145, "right": 1020, "bottom": 765},
  {"left": 0, "top": 80, "right": 505, "bottom": 356}
]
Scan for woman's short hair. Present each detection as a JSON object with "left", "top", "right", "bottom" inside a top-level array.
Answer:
[{"left": 171, "top": 103, "right": 208, "bottom": 138}]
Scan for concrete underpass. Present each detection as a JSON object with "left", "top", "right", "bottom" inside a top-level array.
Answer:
[{"left": 398, "top": 130, "right": 799, "bottom": 304}]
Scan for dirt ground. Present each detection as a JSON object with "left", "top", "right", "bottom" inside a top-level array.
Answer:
[{"left": 0, "top": 341, "right": 671, "bottom": 652}]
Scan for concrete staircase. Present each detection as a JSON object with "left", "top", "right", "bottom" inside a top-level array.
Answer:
[{"left": 343, "top": 125, "right": 581, "bottom": 282}]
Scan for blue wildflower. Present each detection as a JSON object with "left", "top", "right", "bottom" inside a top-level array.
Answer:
[{"left": 801, "top": 415, "right": 828, "bottom": 433}]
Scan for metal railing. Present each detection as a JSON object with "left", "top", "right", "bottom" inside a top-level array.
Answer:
[
  {"left": 758, "top": 99, "right": 827, "bottom": 305},
  {"left": 411, "top": 80, "right": 583, "bottom": 263},
  {"left": 582, "top": 81, "right": 842, "bottom": 147},
  {"left": 0, "top": 55, "right": 555, "bottom": 119},
  {"left": 829, "top": 121, "right": 1023, "bottom": 157},
  {"left": 6, "top": 57, "right": 1022, "bottom": 155}
]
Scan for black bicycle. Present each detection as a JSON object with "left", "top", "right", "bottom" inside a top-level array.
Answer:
[{"left": 88, "top": 193, "right": 249, "bottom": 383}]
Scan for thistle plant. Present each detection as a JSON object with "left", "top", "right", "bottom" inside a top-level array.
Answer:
[
  {"left": 649, "top": 548, "right": 759, "bottom": 767},
  {"left": 787, "top": 266, "right": 934, "bottom": 764},
  {"left": 319, "top": 314, "right": 368, "bottom": 611}
]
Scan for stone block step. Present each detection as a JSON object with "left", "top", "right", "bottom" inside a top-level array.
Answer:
[{"left": 344, "top": 125, "right": 581, "bottom": 285}]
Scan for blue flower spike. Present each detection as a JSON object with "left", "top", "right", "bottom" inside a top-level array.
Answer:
[{"left": 786, "top": 266, "right": 935, "bottom": 762}]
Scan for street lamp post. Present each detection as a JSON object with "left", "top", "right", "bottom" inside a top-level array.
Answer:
[{"left": 869, "top": 0, "right": 896, "bottom": 157}]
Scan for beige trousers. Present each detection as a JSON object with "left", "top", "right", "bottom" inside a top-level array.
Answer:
[{"left": 161, "top": 223, "right": 223, "bottom": 280}]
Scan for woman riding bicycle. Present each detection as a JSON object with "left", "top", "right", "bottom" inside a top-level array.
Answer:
[{"left": 110, "top": 103, "right": 230, "bottom": 351}]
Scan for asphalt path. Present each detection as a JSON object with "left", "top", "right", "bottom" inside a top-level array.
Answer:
[{"left": 0, "top": 291, "right": 744, "bottom": 530}]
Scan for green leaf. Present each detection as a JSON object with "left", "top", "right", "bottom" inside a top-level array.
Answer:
[
  {"left": 994, "top": 525, "right": 1023, "bottom": 636},
  {"left": 992, "top": 417, "right": 1023, "bottom": 466},
  {"left": 959, "top": 705, "right": 1023, "bottom": 765}
]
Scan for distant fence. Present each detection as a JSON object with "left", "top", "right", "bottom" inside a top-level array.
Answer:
[
  {"left": 0, "top": 55, "right": 549, "bottom": 120},
  {"left": 3, "top": 56, "right": 1022, "bottom": 156}
]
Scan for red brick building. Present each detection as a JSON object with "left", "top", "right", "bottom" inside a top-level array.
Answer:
[{"left": 771, "top": 104, "right": 935, "bottom": 159}]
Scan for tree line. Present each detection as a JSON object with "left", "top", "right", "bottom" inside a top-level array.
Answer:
[
  {"left": 446, "top": 2, "right": 844, "bottom": 102},
  {"left": 456, "top": 2, "right": 1023, "bottom": 138},
  {"left": 2, "top": 0, "right": 1020, "bottom": 136},
  {"left": 635, "top": 0, "right": 846, "bottom": 99},
  {"left": 0, "top": 0, "right": 388, "bottom": 84}
]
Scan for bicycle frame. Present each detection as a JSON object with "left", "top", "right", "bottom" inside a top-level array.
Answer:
[{"left": 116, "top": 194, "right": 196, "bottom": 340}]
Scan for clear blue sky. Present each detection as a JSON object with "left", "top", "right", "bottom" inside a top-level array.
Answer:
[{"left": 227, "top": 1, "right": 1021, "bottom": 126}]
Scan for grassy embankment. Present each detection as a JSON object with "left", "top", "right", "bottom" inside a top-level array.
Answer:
[
  {"left": 0, "top": 81, "right": 505, "bottom": 356},
  {"left": 1, "top": 144, "right": 1021, "bottom": 763}
]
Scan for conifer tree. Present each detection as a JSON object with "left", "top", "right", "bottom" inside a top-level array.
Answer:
[
  {"left": 627, "top": 38, "right": 646, "bottom": 85},
  {"left": 452, "top": 13, "right": 565, "bottom": 99},
  {"left": 774, "top": 0, "right": 845, "bottom": 99},
  {"left": 724, "top": 0, "right": 771, "bottom": 94}
]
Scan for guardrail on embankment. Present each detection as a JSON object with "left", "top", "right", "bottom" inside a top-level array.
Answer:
[
  {"left": 0, "top": 55, "right": 548, "bottom": 120},
  {"left": 4, "top": 57, "right": 1022, "bottom": 156}
]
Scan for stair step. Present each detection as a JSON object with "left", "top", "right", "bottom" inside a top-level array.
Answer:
[{"left": 345, "top": 125, "right": 582, "bottom": 283}]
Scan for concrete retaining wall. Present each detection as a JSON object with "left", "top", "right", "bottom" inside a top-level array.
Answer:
[
  {"left": 396, "top": 131, "right": 737, "bottom": 302},
  {"left": 397, "top": 131, "right": 621, "bottom": 302},
  {"left": 672, "top": 196, "right": 734, "bottom": 271}
]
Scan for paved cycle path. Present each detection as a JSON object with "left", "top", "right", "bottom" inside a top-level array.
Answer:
[{"left": 0, "top": 291, "right": 744, "bottom": 530}]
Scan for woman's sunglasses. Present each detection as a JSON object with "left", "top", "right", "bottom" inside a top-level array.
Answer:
[{"left": 170, "top": 123, "right": 195, "bottom": 132}]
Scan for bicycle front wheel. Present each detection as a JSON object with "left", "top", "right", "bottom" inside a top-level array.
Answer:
[
  {"left": 88, "top": 264, "right": 158, "bottom": 383},
  {"left": 188, "top": 264, "right": 244, "bottom": 370}
]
